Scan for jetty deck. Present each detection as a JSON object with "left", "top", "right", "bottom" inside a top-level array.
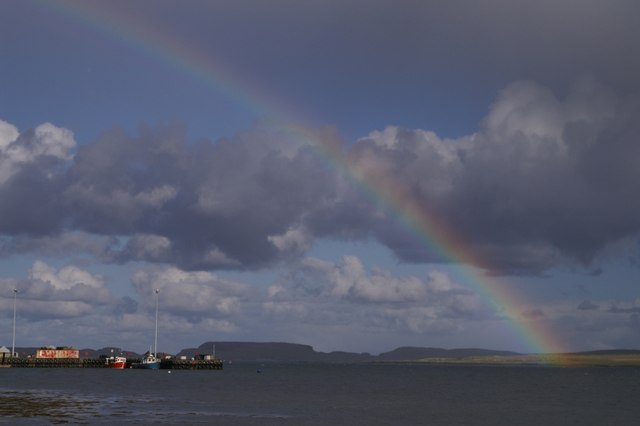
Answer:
[{"left": 0, "top": 357, "right": 223, "bottom": 369}]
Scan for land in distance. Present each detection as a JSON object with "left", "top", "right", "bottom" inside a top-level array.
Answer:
[
  {"left": 412, "top": 351, "right": 640, "bottom": 367},
  {"left": 6, "top": 342, "right": 640, "bottom": 366}
]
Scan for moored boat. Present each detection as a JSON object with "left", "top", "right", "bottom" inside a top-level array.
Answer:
[
  {"left": 133, "top": 289, "right": 162, "bottom": 370},
  {"left": 106, "top": 355, "right": 127, "bottom": 369},
  {"left": 135, "top": 352, "right": 160, "bottom": 369}
]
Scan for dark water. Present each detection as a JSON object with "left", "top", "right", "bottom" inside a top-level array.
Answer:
[{"left": 1, "top": 363, "right": 640, "bottom": 425}]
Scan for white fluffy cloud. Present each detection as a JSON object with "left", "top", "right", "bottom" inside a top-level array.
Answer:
[
  {"left": 29, "top": 260, "right": 103, "bottom": 290},
  {"left": 0, "top": 121, "right": 76, "bottom": 184},
  {"left": 0, "top": 120, "right": 19, "bottom": 150},
  {"left": 131, "top": 266, "right": 252, "bottom": 318},
  {"left": 264, "top": 255, "right": 489, "bottom": 335},
  {"left": 268, "top": 225, "right": 312, "bottom": 256},
  {"left": 3, "top": 255, "right": 640, "bottom": 353},
  {"left": 0, "top": 261, "right": 111, "bottom": 320}
]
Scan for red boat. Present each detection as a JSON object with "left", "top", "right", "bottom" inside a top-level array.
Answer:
[{"left": 106, "top": 355, "right": 127, "bottom": 369}]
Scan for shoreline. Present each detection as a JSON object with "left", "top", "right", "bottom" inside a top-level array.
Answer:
[{"left": 392, "top": 353, "right": 640, "bottom": 367}]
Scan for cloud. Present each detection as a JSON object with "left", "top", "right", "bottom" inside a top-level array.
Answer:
[
  {"left": 1, "top": 77, "right": 639, "bottom": 275},
  {"left": 116, "top": 234, "right": 173, "bottom": 263},
  {"left": 4, "top": 255, "right": 639, "bottom": 352},
  {"left": 0, "top": 231, "right": 116, "bottom": 259},
  {"left": 0, "top": 121, "right": 75, "bottom": 184},
  {"left": 0, "top": 261, "right": 111, "bottom": 320},
  {"left": 0, "top": 121, "right": 345, "bottom": 269},
  {"left": 0, "top": 121, "right": 76, "bottom": 236},
  {"left": 351, "top": 77, "right": 640, "bottom": 273},
  {"left": 268, "top": 225, "right": 312, "bottom": 257},
  {"left": 125, "top": 0, "right": 640, "bottom": 97},
  {"left": 114, "top": 296, "right": 138, "bottom": 315},
  {"left": 130, "top": 266, "right": 253, "bottom": 320},
  {"left": 0, "top": 120, "right": 19, "bottom": 150},
  {"left": 28, "top": 260, "right": 103, "bottom": 290},
  {"left": 608, "top": 304, "right": 640, "bottom": 314},
  {"left": 479, "top": 297, "right": 640, "bottom": 351},
  {"left": 578, "top": 300, "right": 599, "bottom": 311},
  {"left": 265, "top": 256, "right": 489, "bottom": 328},
  {"left": 64, "top": 124, "right": 344, "bottom": 270},
  {"left": 304, "top": 255, "right": 429, "bottom": 303}
]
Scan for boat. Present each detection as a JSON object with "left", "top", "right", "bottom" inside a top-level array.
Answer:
[
  {"left": 106, "top": 355, "right": 127, "bottom": 369},
  {"left": 135, "top": 351, "right": 160, "bottom": 369},
  {"left": 134, "top": 289, "right": 162, "bottom": 370}
]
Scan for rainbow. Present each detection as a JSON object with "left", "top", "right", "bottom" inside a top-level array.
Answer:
[
  {"left": 296, "top": 124, "right": 571, "bottom": 360},
  {"left": 38, "top": 0, "right": 571, "bottom": 359}
]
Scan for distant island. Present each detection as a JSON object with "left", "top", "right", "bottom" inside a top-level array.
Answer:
[{"left": 7, "top": 342, "right": 640, "bottom": 367}]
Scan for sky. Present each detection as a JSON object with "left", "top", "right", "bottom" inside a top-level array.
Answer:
[{"left": 1, "top": 0, "right": 640, "bottom": 356}]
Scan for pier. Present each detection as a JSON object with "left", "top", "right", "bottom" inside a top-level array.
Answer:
[{"left": 0, "top": 357, "right": 223, "bottom": 369}]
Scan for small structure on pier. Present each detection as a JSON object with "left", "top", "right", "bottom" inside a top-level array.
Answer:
[
  {"left": 0, "top": 346, "right": 10, "bottom": 361},
  {"left": 36, "top": 346, "right": 79, "bottom": 359}
]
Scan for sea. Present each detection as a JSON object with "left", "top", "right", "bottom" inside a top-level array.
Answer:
[{"left": 1, "top": 363, "right": 640, "bottom": 425}]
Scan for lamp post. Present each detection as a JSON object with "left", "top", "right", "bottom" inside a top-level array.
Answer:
[
  {"left": 11, "top": 289, "right": 17, "bottom": 358},
  {"left": 154, "top": 289, "right": 159, "bottom": 356}
]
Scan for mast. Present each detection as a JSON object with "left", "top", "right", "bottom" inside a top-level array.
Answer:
[
  {"left": 154, "top": 289, "right": 159, "bottom": 356},
  {"left": 11, "top": 289, "right": 17, "bottom": 357}
]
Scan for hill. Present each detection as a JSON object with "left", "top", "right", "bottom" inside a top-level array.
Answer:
[
  {"left": 175, "top": 341, "right": 375, "bottom": 363},
  {"left": 10, "top": 342, "right": 640, "bottom": 365},
  {"left": 175, "top": 342, "right": 514, "bottom": 363},
  {"left": 378, "top": 346, "right": 520, "bottom": 360}
]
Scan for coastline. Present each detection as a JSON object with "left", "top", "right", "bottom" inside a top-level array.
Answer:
[{"left": 399, "top": 353, "right": 640, "bottom": 367}]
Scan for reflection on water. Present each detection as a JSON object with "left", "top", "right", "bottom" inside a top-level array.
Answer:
[
  {"left": 0, "top": 390, "right": 100, "bottom": 423},
  {"left": 0, "top": 387, "right": 294, "bottom": 425}
]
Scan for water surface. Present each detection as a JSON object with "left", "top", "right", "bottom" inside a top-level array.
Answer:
[{"left": 1, "top": 363, "right": 639, "bottom": 424}]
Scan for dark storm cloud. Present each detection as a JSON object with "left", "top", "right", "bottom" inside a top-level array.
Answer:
[
  {"left": 425, "top": 0, "right": 640, "bottom": 89},
  {"left": 77, "top": 124, "right": 345, "bottom": 270},
  {"left": 159, "top": 0, "right": 640, "bottom": 90},
  {"left": 25, "top": 0, "right": 635, "bottom": 141},
  {"left": 0, "top": 123, "right": 73, "bottom": 236},
  {"left": 0, "top": 120, "right": 345, "bottom": 270},
  {"left": 1, "top": 77, "right": 640, "bottom": 275},
  {"left": 352, "top": 78, "right": 640, "bottom": 273},
  {"left": 207, "top": 0, "right": 640, "bottom": 124}
]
